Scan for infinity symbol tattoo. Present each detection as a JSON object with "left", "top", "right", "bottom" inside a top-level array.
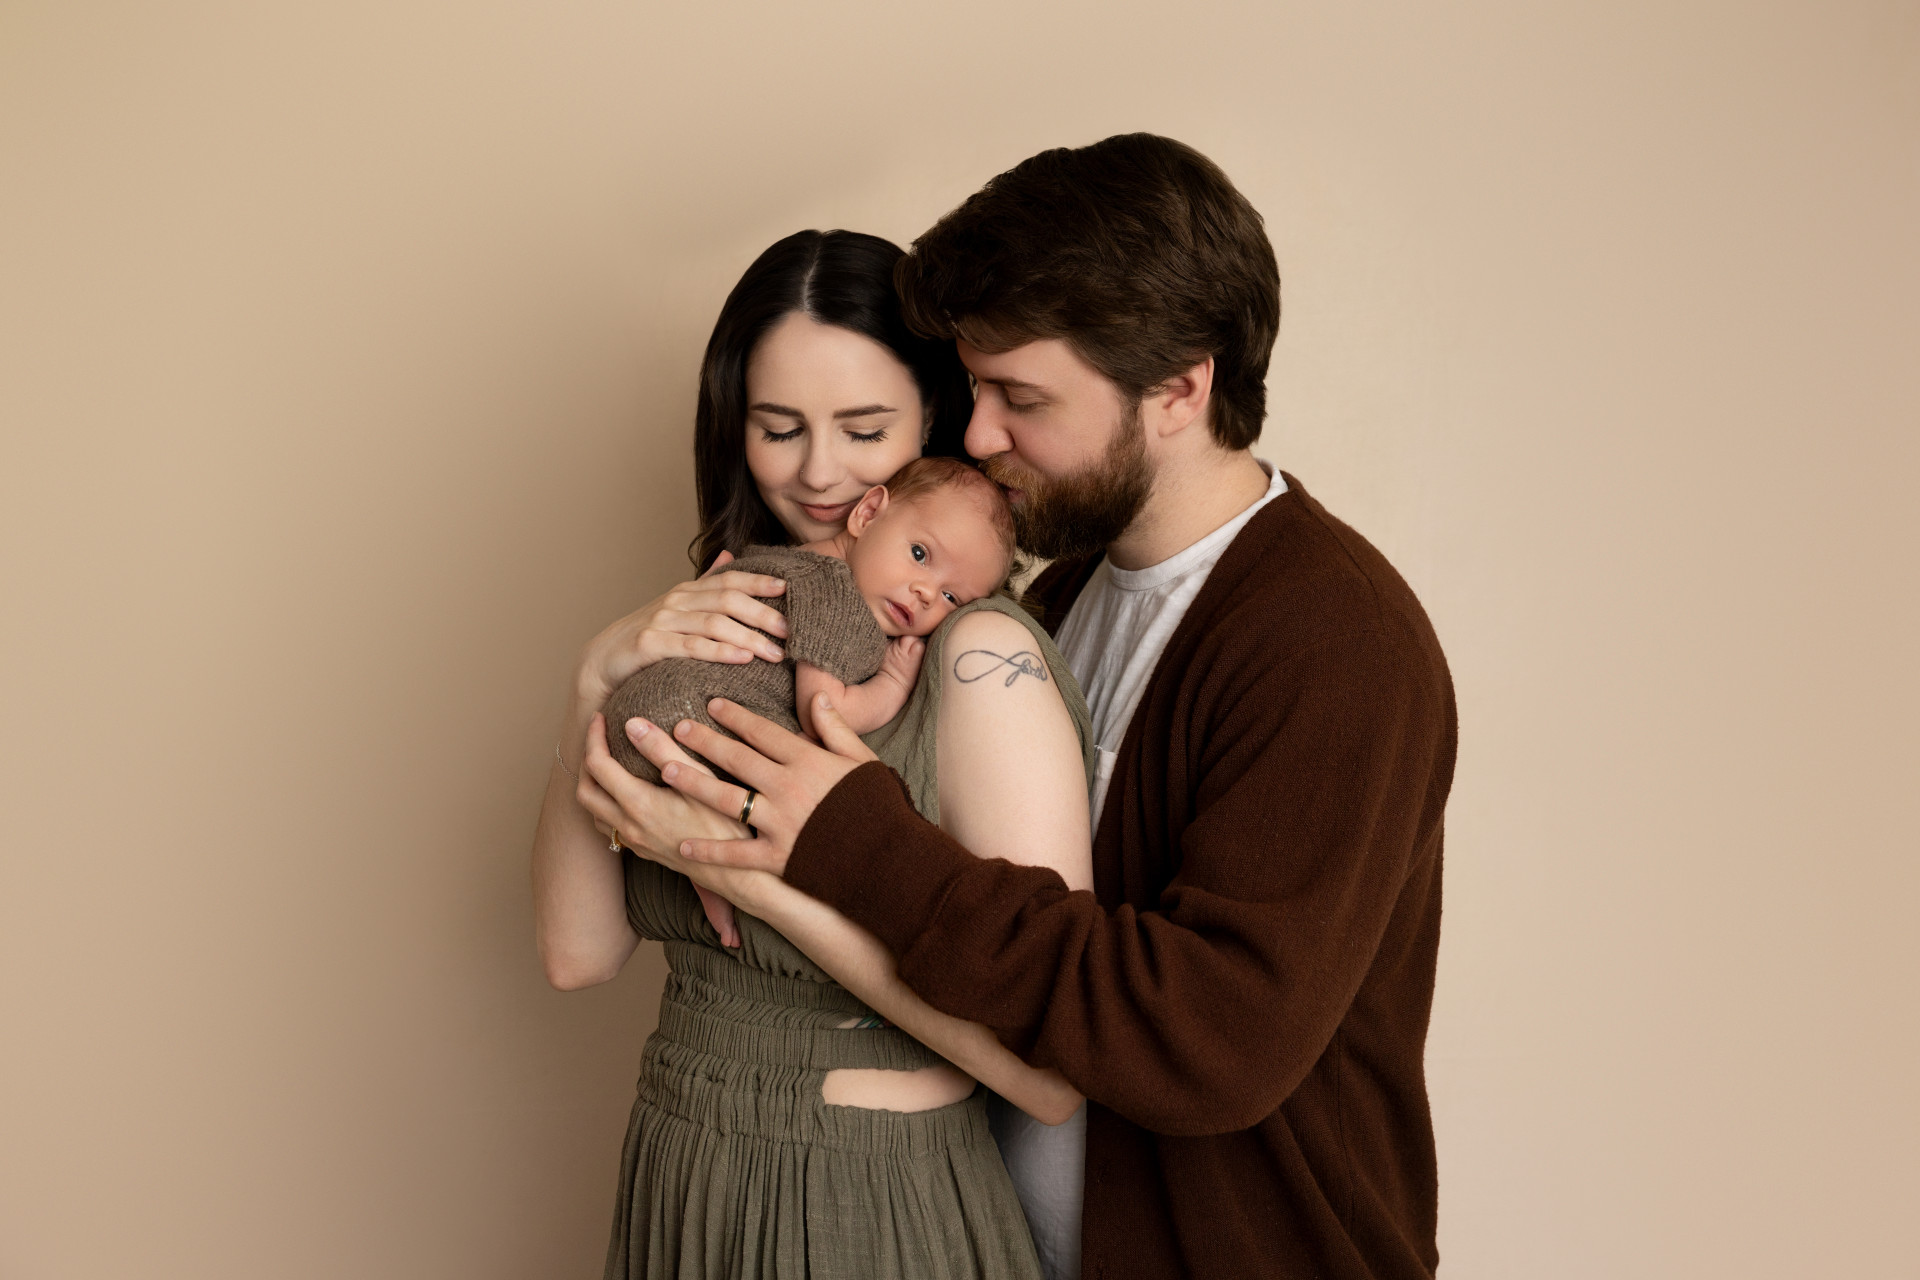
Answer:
[{"left": 953, "top": 648, "right": 1050, "bottom": 688}]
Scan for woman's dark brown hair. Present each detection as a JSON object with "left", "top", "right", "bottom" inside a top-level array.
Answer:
[
  {"left": 689, "top": 230, "right": 973, "bottom": 571},
  {"left": 895, "top": 134, "right": 1280, "bottom": 451}
]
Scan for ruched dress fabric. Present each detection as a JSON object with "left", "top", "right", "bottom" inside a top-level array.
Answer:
[{"left": 604, "top": 594, "right": 1096, "bottom": 1280}]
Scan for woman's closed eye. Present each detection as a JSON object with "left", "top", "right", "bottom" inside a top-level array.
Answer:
[{"left": 758, "top": 423, "right": 804, "bottom": 443}]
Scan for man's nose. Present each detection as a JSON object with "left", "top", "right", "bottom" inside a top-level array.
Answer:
[{"left": 964, "top": 400, "right": 1011, "bottom": 461}]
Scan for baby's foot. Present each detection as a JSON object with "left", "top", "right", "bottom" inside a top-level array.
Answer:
[{"left": 694, "top": 884, "right": 741, "bottom": 948}]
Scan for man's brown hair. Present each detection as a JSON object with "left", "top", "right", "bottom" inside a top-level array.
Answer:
[{"left": 896, "top": 133, "right": 1281, "bottom": 450}]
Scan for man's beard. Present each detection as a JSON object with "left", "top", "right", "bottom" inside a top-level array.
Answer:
[{"left": 979, "top": 404, "right": 1153, "bottom": 561}]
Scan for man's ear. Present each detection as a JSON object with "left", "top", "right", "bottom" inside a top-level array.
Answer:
[
  {"left": 1148, "top": 355, "right": 1215, "bottom": 439},
  {"left": 845, "top": 485, "right": 889, "bottom": 537}
]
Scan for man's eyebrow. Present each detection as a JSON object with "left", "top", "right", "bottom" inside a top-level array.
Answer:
[
  {"left": 748, "top": 402, "right": 806, "bottom": 420},
  {"left": 832, "top": 404, "right": 897, "bottom": 419},
  {"left": 977, "top": 376, "right": 1044, "bottom": 392}
]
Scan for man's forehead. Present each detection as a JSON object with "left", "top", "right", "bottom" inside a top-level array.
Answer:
[{"left": 956, "top": 336, "right": 1093, "bottom": 385}]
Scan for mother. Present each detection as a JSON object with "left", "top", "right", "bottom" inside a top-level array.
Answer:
[{"left": 531, "top": 230, "right": 1094, "bottom": 1280}]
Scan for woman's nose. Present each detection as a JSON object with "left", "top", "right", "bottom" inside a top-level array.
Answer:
[{"left": 798, "top": 435, "right": 840, "bottom": 492}]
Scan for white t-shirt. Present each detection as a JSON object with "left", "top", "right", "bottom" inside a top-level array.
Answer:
[{"left": 990, "top": 465, "right": 1288, "bottom": 1280}]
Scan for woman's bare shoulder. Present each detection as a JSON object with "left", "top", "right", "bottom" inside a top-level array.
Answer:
[{"left": 941, "top": 608, "right": 1055, "bottom": 688}]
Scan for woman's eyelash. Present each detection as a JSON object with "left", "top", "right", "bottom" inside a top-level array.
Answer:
[
  {"left": 760, "top": 425, "right": 803, "bottom": 443},
  {"left": 848, "top": 427, "right": 889, "bottom": 443}
]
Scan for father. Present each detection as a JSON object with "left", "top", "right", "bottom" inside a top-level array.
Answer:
[{"left": 593, "top": 134, "right": 1455, "bottom": 1280}]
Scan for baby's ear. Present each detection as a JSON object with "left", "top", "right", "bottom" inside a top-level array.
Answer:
[{"left": 846, "top": 484, "right": 889, "bottom": 536}]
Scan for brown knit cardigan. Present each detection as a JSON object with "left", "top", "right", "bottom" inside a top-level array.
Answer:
[
  {"left": 603, "top": 546, "right": 887, "bottom": 785},
  {"left": 784, "top": 475, "right": 1456, "bottom": 1280}
]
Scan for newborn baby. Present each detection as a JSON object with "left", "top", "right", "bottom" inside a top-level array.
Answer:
[{"left": 604, "top": 455, "right": 1015, "bottom": 944}]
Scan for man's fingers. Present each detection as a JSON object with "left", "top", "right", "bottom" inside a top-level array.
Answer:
[
  {"left": 703, "top": 698, "right": 809, "bottom": 765},
  {"left": 658, "top": 746, "right": 752, "bottom": 816},
  {"left": 681, "top": 836, "right": 785, "bottom": 873},
  {"left": 669, "top": 717, "right": 781, "bottom": 789},
  {"left": 625, "top": 717, "right": 713, "bottom": 777},
  {"left": 809, "top": 694, "right": 879, "bottom": 763}
]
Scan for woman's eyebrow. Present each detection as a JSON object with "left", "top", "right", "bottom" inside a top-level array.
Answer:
[
  {"left": 833, "top": 404, "right": 896, "bottom": 419},
  {"left": 748, "top": 402, "right": 807, "bottom": 421}
]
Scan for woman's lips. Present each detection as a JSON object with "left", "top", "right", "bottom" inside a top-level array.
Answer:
[
  {"left": 799, "top": 500, "right": 856, "bottom": 525},
  {"left": 886, "top": 600, "right": 913, "bottom": 630}
]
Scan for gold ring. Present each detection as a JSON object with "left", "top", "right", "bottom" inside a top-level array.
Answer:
[
  {"left": 738, "top": 789, "right": 758, "bottom": 826},
  {"left": 609, "top": 830, "right": 623, "bottom": 853}
]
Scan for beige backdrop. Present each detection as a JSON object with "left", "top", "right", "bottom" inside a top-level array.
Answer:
[{"left": 3, "top": 1, "right": 1915, "bottom": 1276}]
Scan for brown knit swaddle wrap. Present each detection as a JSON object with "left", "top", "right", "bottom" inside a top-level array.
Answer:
[{"left": 602, "top": 546, "right": 889, "bottom": 785}]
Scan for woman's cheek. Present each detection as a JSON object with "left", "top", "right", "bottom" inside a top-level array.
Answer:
[{"left": 854, "top": 437, "right": 922, "bottom": 487}]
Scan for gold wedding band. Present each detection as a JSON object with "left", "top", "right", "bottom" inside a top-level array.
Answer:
[{"left": 738, "top": 789, "right": 758, "bottom": 827}]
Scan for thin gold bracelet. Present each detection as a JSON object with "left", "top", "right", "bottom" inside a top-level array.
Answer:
[{"left": 554, "top": 741, "right": 579, "bottom": 781}]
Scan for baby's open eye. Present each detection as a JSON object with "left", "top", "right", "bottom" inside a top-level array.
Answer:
[
  {"left": 942, "top": 591, "right": 958, "bottom": 605},
  {"left": 910, "top": 543, "right": 927, "bottom": 563}
]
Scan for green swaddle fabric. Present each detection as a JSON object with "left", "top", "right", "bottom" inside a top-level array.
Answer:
[{"left": 606, "top": 594, "right": 1094, "bottom": 1280}]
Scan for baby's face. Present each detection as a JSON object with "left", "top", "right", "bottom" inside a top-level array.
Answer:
[{"left": 845, "top": 487, "right": 1008, "bottom": 637}]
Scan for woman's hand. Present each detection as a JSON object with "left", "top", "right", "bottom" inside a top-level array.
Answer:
[
  {"left": 573, "top": 551, "right": 790, "bottom": 709},
  {"left": 574, "top": 713, "right": 776, "bottom": 910}
]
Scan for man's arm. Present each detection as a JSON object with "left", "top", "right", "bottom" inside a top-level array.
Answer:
[{"left": 783, "top": 629, "right": 1450, "bottom": 1137}]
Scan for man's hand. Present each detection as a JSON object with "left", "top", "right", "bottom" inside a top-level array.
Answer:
[
  {"left": 575, "top": 713, "right": 767, "bottom": 910},
  {"left": 654, "top": 694, "right": 877, "bottom": 877}
]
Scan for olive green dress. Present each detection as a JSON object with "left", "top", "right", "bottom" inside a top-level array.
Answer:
[{"left": 604, "top": 595, "right": 1096, "bottom": 1280}]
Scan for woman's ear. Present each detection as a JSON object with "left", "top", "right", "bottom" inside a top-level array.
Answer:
[{"left": 846, "top": 485, "right": 889, "bottom": 537}]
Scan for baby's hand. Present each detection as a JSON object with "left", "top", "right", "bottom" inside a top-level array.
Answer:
[
  {"left": 823, "top": 637, "right": 925, "bottom": 735},
  {"left": 694, "top": 884, "right": 741, "bottom": 949},
  {"left": 877, "top": 635, "right": 927, "bottom": 692}
]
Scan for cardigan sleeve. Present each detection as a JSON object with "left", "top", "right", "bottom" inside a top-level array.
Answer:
[{"left": 785, "top": 626, "right": 1451, "bottom": 1137}]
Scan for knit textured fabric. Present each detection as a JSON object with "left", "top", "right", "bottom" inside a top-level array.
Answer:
[{"left": 602, "top": 546, "right": 888, "bottom": 785}]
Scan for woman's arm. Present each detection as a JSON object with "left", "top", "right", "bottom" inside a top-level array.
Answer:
[
  {"left": 581, "top": 706, "right": 1087, "bottom": 1125},
  {"left": 936, "top": 610, "right": 1093, "bottom": 892},
  {"left": 532, "top": 554, "right": 789, "bottom": 989},
  {"left": 729, "top": 872, "right": 1085, "bottom": 1126}
]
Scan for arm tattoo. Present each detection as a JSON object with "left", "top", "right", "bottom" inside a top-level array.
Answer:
[{"left": 953, "top": 648, "right": 1050, "bottom": 688}]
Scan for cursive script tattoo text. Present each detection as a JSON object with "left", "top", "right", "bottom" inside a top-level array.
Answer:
[{"left": 953, "top": 648, "right": 1050, "bottom": 688}]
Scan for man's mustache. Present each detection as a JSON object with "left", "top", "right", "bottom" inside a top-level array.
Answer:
[{"left": 977, "top": 453, "right": 1041, "bottom": 494}]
